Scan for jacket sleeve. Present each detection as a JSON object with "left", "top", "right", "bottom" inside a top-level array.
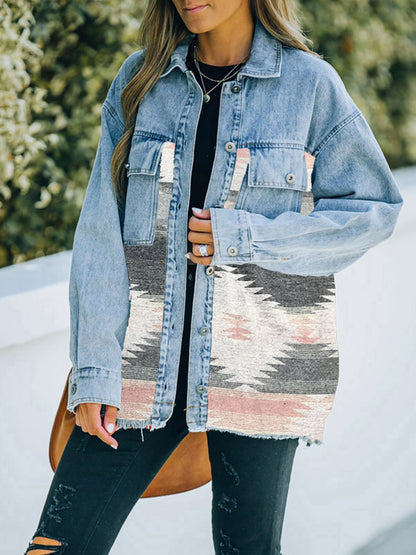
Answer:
[
  {"left": 210, "top": 82, "right": 403, "bottom": 278},
  {"left": 66, "top": 70, "right": 131, "bottom": 414}
]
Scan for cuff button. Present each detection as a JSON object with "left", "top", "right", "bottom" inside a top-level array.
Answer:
[
  {"left": 70, "top": 384, "right": 77, "bottom": 395},
  {"left": 227, "top": 246, "right": 238, "bottom": 256}
]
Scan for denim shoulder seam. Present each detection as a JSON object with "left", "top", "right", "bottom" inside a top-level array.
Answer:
[
  {"left": 313, "top": 110, "right": 361, "bottom": 158},
  {"left": 102, "top": 101, "right": 125, "bottom": 135}
]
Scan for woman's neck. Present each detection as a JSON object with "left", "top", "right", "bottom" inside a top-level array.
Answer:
[{"left": 194, "top": 16, "right": 254, "bottom": 66}]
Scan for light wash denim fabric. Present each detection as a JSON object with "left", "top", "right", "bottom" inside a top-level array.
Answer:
[{"left": 67, "top": 18, "right": 403, "bottom": 437}]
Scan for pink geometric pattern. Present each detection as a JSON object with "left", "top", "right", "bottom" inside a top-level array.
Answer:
[{"left": 117, "top": 143, "right": 337, "bottom": 444}]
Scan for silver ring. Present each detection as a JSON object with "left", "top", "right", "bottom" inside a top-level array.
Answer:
[{"left": 198, "top": 244, "right": 209, "bottom": 257}]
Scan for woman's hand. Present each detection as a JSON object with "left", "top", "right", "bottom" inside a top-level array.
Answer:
[
  {"left": 75, "top": 403, "right": 121, "bottom": 449},
  {"left": 186, "top": 207, "right": 215, "bottom": 265}
]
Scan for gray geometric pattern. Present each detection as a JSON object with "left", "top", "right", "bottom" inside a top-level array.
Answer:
[
  {"left": 224, "top": 263, "right": 336, "bottom": 309},
  {"left": 121, "top": 175, "right": 173, "bottom": 382}
]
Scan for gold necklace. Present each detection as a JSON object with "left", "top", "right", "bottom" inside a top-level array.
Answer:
[{"left": 193, "top": 40, "right": 249, "bottom": 103}]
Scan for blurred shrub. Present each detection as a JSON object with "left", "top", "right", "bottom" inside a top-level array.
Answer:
[
  {"left": 300, "top": 0, "right": 416, "bottom": 168},
  {"left": 0, "top": 0, "right": 414, "bottom": 267},
  {"left": 0, "top": 0, "right": 47, "bottom": 266},
  {"left": 0, "top": 0, "right": 143, "bottom": 267}
]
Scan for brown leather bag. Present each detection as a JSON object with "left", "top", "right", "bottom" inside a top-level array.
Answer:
[{"left": 49, "top": 368, "right": 212, "bottom": 497}]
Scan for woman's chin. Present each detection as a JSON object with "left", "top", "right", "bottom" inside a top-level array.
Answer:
[{"left": 183, "top": 20, "right": 212, "bottom": 34}]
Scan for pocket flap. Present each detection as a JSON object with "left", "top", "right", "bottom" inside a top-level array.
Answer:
[
  {"left": 127, "top": 136, "right": 165, "bottom": 176},
  {"left": 248, "top": 146, "right": 309, "bottom": 192},
  {"left": 123, "top": 137, "right": 165, "bottom": 245}
]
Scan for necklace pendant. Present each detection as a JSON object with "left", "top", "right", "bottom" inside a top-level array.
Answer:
[{"left": 203, "top": 93, "right": 210, "bottom": 103}]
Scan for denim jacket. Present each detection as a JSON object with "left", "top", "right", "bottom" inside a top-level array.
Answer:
[{"left": 67, "top": 18, "right": 403, "bottom": 445}]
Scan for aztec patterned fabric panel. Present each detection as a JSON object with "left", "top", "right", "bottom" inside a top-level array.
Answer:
[
  {"left": 207, "top": 150, "right": 338, "bottom": 441},
  {"left": 117, "top": 142, "right": 174, "bottom": 423},
  {"left": 117, "top": 143, "right": 339, "bottom": 442}
]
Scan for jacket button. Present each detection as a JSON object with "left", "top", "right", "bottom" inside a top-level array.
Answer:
[
  {"left": 70, "top": 383, "right": 77, "bottom": 395},
  {"left": 225, "top": 141, "right": 236, "bottom": 153},
  {"left": 196, "top": 384, "right": 207, "bottom": 394},
  {"left": 227, "top": 246, "right": 238, "bottom": 256},
  {"left": 285, "top": 172, "right": 295, "bottom": 184},
  {"left": 206, "top": 265, "right": 215, "bottom": 276},
  {"left": 231, "top": 84, "right": 241, "bottom": 93},
  {"left": 199, "top": 326, "right": 209, "bottom": 335}
]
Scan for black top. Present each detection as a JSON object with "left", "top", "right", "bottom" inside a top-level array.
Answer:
[
  {"left": 174, "top": 43, "right": 244, "bottom": 408},
  {"left": 185, "top": 41, "right": 243, "bottom": 254}
]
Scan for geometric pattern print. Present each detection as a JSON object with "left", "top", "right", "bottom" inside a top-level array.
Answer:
[
  {"left": 117, "top": 142, "right": 174, "bottom": 424},
  {"left": 207, "top": 266, "right": 338, "bottom": 442},
  {"left": 206, "top": 151, "right": 339, "bottom": 443}
]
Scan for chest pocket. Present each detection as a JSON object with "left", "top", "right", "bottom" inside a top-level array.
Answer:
[
  {"left": 236, "top": 145, "right": 310, "bottom": 216},
  {"left": 123, "top": 136, "right": 165, "bottom": 245}
]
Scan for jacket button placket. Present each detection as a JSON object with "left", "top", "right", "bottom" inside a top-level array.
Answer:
[
  {"left": 157, "top": 78, "right": 203, "bottom": 426},
  {"left": 187, "top": 87, "right": 240, "bottom": 431}
]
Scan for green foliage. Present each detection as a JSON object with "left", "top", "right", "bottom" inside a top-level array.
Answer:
[
  {"left": 299, "top": 0, "right": 416, "bottom": 167},
  {"left": 0, "top": 0, "right": 414, "bottom": 268},
  {"left": 0, "top": 0, "right": 144, "bottom": 267},
  {"left": 0, "top": 0, "right": 47, "bottom": 266}
]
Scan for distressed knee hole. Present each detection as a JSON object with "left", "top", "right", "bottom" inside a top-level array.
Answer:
[
  {"left": 26, "top": 536, "right": 63, "bottom": 554},
  {"left": 217, "top": 492, "right": 238, "bottom": 513}
]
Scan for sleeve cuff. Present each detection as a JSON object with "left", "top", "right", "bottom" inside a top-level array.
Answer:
[
  {"left": 67, "top": 367, "right": 122, "bottom": 414},
  {"left": 210, "top": 208, "right": 252, "bottom": 265}
]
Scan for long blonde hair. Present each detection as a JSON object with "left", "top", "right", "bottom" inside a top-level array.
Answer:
[{"left": 111, "top": 0, "right": 319, "bottom": 206}]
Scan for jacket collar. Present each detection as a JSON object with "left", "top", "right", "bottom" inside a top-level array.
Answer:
[{"left": 160, "top": 17, "right": 282, "bottom": 79}]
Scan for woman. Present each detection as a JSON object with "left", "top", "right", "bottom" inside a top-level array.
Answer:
[{"left": 25, "top": 1, "right": 403, "bottom": 553}]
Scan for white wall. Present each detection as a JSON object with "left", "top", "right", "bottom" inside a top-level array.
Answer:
[{"left": 1, "top": 167, "right": 415, "bottom": 555}]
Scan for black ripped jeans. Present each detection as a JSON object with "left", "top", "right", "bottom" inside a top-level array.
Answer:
[{"left": 25, "top": 265, "right": 299, "bottom": 555}]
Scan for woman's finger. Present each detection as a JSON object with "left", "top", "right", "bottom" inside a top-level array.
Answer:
[
  {"left": 187, "top": 230, "right": 214, "bottom": 244},
  {"left": 185, "top": 252, "right": 213, "bottom": 265},
  {"left": 84, "top": 403, "right": 119, "bottom": 450},
  {"left": 191, "top": 207, "right": 211, "bottom": 219},
  {"left": 192, "top": 243, "right": 214, "bottom": 256},
  {"left": 188, "top": 215, "right": 213, "bottom": 233},
  {"left": 103, "top": 405, "right": 120, "bottom": 435}
]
